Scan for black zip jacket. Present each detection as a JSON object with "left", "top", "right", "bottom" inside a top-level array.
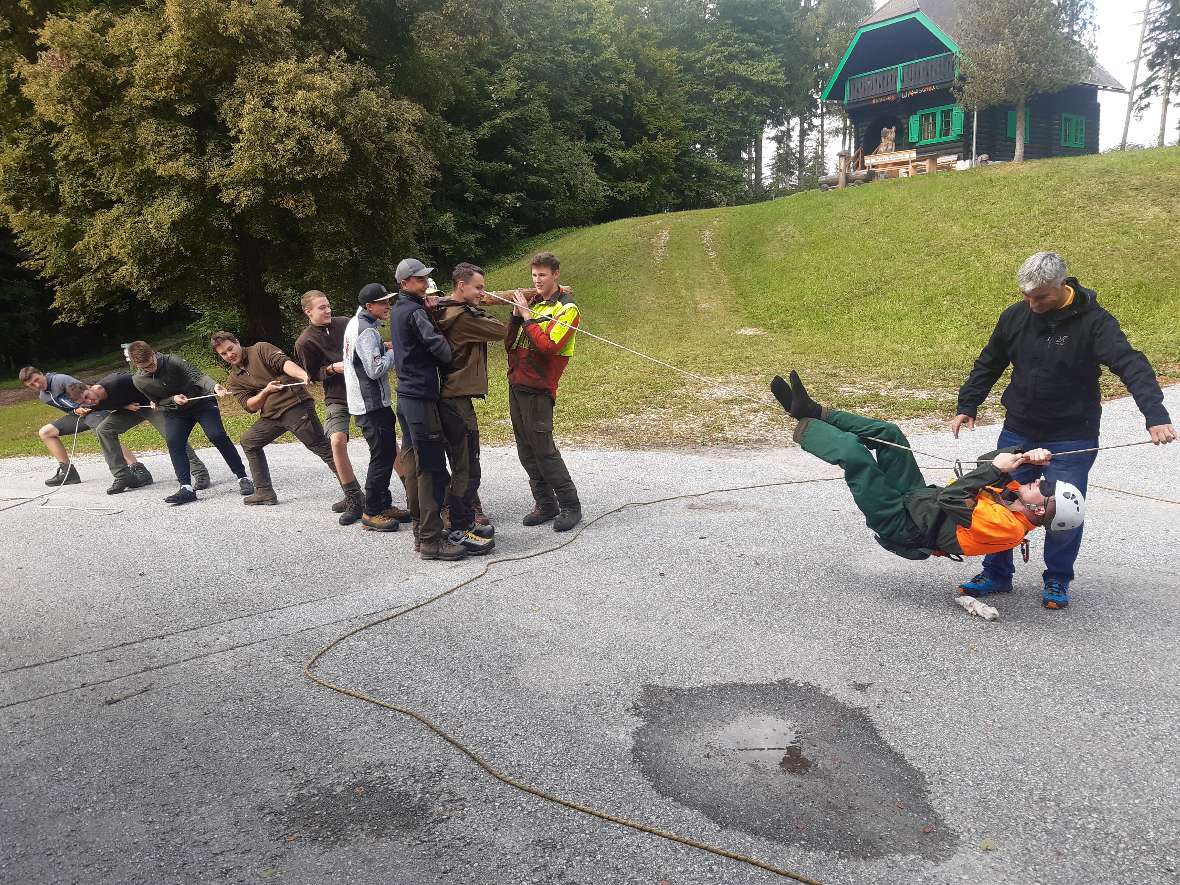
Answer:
[
  {"left": 389, "top": 291, "right": 452, "bottom": 400},
  {"left": 956, "top": 279, "right": 1171, "bottom": 441}
]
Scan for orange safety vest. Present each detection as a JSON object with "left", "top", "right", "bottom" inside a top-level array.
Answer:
[{"left": 955, "top": 481, "right": 1036, "bottom": 557}]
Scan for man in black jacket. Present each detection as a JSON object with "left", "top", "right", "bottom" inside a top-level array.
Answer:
[{"left": 952, "top": 252, "right": 1175, "bottom": 609}]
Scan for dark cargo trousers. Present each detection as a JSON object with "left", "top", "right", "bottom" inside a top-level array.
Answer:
[
  {"left": 356, "top": 406, "right": 397, "bottom": 517},
  {"left": 240, "top": 401, "right": 338, "bottom": 493},
  {"left": 508, "top": 385, "right": 578, "bottom": 511},
  {"left": 794, "top": 409, "right": 926, "bottom": 542},
  {"left": 95, "top": 407, "right": 207, "bottom": 483},
  {"left": 439, "top": 396, "right": 482, "bottom": 529},
  {"left": 396, "top": 395, "right": 450, "bottom": 543}
]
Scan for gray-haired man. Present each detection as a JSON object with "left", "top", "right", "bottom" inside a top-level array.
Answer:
[{"left": 952, "top": 251, "right": 1175, "bottom": 610}]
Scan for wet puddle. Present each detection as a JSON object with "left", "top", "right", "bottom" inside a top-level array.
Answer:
[{"left": 631, "top": 681, "right": 955, "bottom": 860}]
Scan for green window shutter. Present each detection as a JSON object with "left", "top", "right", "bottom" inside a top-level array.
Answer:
[
  {"left": 1076, "top": 115, "right": 1086, "bottom": 146},
  {"left": 908, "top": 114, "right": 921, "bottom": 144},
  {"left": 1006, "top": 108, "right": 1031, "bottom": 142},
  {"left": 1061, "top": 113, "right": 1085, "bottom": 148},
  {"left": 951, "top": 105, "right": 964, "bottom": 137},
  {"left": 1006, "top": 110, "right": 1016, "bottom": 138}
]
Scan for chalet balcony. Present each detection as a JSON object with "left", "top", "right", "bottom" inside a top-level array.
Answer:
[{"left": 845, "top": 52, "right": 957, "bottom": 105}]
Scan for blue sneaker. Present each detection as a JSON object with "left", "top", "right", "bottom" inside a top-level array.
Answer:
[
  {"left": 957, "top": 572, "right": 1013, "bottom": 597},
  {"left": 1042, "top": 579, "right": 1070, "bottom": 610}
]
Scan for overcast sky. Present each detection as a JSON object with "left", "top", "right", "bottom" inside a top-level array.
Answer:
[{"left": 1091, "top": 0, "right": 1174, "bottom": 149}]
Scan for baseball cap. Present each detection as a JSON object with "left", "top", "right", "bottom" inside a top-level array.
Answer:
[
  {"left": 358, "top": 282, "right": 394, "bottom": 306},
  {"left": 395, "top": 258, "right": 434, "bottom": 285}
]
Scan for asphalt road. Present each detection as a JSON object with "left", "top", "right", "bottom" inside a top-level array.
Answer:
[{"left": 2, "top": 388, "right": 1177, "bottom": 885}]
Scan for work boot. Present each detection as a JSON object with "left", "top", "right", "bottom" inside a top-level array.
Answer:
[
  {"left": 193, "top": 472, "right": 211, "bottom": 491},
  {"left": 361, "top": 512, "right": 400, "bottom": 532},
  {"left": 522, "top": 502, "right": 559, "bottom": 526},
  {"left": 419, "top": 537, "right": 468, "bottom": 561},
  {"left": 331, "top": 495, "right": 350, "bottom": 513},
  {"left": 447, "top": 527, "right": 495, "bottom": 555},
  {"left": 553, "top": 505, "right": 582, "bottom": 532},
  {"left": 164, "top": 486, "right": 197, "bottom": 505},
  {"left": 1042, "top": 579, "right": 1070, "bottom": 610},
  {"left": 131, "top": 463, "right": 154, "bottom": 487},
  {"left": 472, "top": 499, "right": 491, "bottom": 528},
  {"left": 238, "top": 476, "right": 255, "bottom": 496},
  {"left": 467, "top": 521, "right": 494, "bottom": 540},
  {"left": 338, "top": 490, "right": 365, "bottom": 526},
  {"left": 244, "top": 487, "right": 279, "bottom": 506},
  {"left": 106, "top": 476, "right": 134, "bottom": 495},
  {"left": 787, "top": 370, "right": 822, "bottom": 420},
  {"left": 381, "top": 505, "right": 413, "bottom": 524},
  {"left": 957, "top": 572, "right": 1013, "bottom": 597},
  {"left": 770, "top": 375, "right": 793, "bottom": 413},
  {"left": 46, "top": 463, "right": 81, "bottom": 486}
]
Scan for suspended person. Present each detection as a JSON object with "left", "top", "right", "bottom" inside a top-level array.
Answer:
[
  {"left": 126, "top": 340, "right": 253, "bottom": 505},
  {"left": 952, "top": 251, "right": 1175, "bottom": 609},
  {"left": 295, "top": 290, "right": 395, "bottom": 525},
  {"left": 428, "top": 263, "right": 505, "bottom": 553},
  {"left": 210, "top": 331, "right": 345, "bottom": 508},
  {"left": 341, "top": 283, "right": 407, "bottom": 532},
  {"left": 389, "top": 258, "right": 468, "bottom": 561},
  {"left": 505, "top": 251, "right": 582, "bottom": 531},
  {"left": 68, "top": 373, "right": 209, "bottom": 495},
  {"left": 771, "top": 371, "right": 1085, "bottom": 564},
  {"left": 17, "top": 366, "right": 126, "bottom": 487}
]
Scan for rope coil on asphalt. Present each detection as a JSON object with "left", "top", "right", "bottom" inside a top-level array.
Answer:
[{"left": 304, "top": 477, "right": 841, "bottom": 885}]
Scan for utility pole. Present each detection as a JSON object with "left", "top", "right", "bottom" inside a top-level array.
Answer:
[{"left": 1122, "top": 1, "right": 1153, "bottom": 150}]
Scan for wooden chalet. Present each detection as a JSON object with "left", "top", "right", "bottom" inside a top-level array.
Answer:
[{"left": 822, "top": 0, "right": 1126, "bottom": 178}]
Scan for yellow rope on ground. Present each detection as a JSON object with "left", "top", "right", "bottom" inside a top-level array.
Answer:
[{"left": 304, "top": 476, "right": 844, "bottom": 885}]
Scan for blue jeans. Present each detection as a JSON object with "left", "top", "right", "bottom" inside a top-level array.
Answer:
[
  {"left": 164, "top": 403, "right": 246, "bottom": 486},
  {"left": 982, "top": 427, "right": 1097, "bottom": 585}
]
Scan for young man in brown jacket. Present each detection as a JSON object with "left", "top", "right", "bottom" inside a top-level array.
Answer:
[
  {"left": 431, "top": 263, "right": 506, "bottom": 552},
  {"left": 212, "top": 331, "right": 343, "bottom": 507}
]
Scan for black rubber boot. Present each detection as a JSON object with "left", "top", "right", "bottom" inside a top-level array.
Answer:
[
  {"left": 770, "top": 375, "right": 793, "bottom": 414},
  {"left": 788, "top": 370, "right": 822, "bottom": 421}
]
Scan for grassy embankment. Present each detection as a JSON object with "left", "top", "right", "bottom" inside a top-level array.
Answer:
[{"left": 2, "top": 147, "right": 1178, "bottom": 459}]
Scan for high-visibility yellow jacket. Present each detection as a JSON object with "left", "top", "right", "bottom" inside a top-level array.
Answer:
[{"left": 506, "top": 295, "right": 580, "bottom": 399}]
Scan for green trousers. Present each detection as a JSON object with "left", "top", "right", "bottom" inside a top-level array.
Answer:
[
  {"left": 94, "top": 408, "right": 207, "bottom": 483},
  {"left": 508, "top": 386, "right": 578, "bottom": 509},
  {"left": 795, "top": 409, "right": 927, "bottom": 542}
]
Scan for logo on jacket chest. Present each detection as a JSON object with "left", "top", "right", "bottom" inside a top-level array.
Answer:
[{"left": 1051, "top": 334, "right": 1070, "bottom": 347}]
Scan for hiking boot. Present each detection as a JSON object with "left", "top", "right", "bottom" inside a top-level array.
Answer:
[
  {"left": 447, "top": 528, "right": 495, "bottom": 555},
  {"left": 244, "top": 488, "right": 279, "bottom": 506},
  {"left": 522, "top": 503, "right": 559, "bottom": 526},
  {"left": 787, "top": 370, "right": 822, "bottom": 420},
  {"left": 1042, "top": 579, "right": 1070, "bottom": 610},
  {"left": 193, "top": 472, "right": 211, "bottom": 491},
  {"left": 164, "top": 487, "right": 198, "bottom": 505},
  {"left": 238, "top": 476, "right": 255, "bottom": 496},
  {"left": 130, "top": 463, "right": 154, "bottom": 487},
  {"left": 467, "top": 521, "right": 495, "bottom": 540},
  {"left": 46, "top": 463, "right": 81, "bottom": 486},
  {"left": 339, "top": 490, "right": 365, "bottom": 526},
  {"left": 472, "top": 500, "right": 491, "bottom": 527},
  {"left": 957, "top": 572, "right": 1013, "bottom": 597},
  {"left": 361, "top": 512, "right": 400, "bottom": 532},
  {"left": 553, "top": 505, "right": 582, "bottom": 532},
  {"left": 420, "top": 538, "right": 468, "bottom": 561},
  {"left": 106, "top": 476, "right": 134, "bottom": 495},
  {"left": 331, "top": 495, "right": 350, "bottom": 513},
  {"left": 381, "top": 505, "right": 413, "bottom": 524}
]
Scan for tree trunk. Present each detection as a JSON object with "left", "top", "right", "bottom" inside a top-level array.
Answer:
[
  {"left": 1014, "top": 96, "right": 1027, "bottom": 163},
  {"left": 753, "top": 127, "right": 764, "bottom": 198},
  {"left": 1159, "top": 65, "right": 1175, "bottom": 148},
  {"left": 234, "top": 223, "right": 285, "bottom": 346}
]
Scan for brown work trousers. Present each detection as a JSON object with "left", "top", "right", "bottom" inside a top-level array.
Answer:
[
  {"left": 508, "top": 385, "right": 578, "bottom": 510},
  {"left": 240, "top": 401, "right": 338, "bottom": 492},
  {"left": 439, "top": 396, "right": 482, "bottom": 529}
]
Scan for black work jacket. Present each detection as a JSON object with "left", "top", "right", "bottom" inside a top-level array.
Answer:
[
  {"left": 389, "top": 291, "right": 452, "bottom": 400},
  {"left": 956, "top": 279, "right": 1171, "bottom": 441}
]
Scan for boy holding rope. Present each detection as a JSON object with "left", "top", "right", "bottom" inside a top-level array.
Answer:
[
  {"left": 772, "top": 371, "right": 1085, "bottom": 563},
  {"left": 126, "top": 341, "right": 252, "bottom": 505},
  {"left": 212, "top": 331, "right": 344, "bottom": 508}
]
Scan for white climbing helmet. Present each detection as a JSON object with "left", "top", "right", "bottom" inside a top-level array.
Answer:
[{"left": 1046, "top": 480, "right": 1085, "bottom": 532}]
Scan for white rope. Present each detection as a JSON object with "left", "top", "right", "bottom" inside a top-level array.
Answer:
[
  {"left": 0, "top": 417, "right": 122, "bottom": 515},
  {"left": 174, "top": 380, "right": 309, "bottom": 405}
]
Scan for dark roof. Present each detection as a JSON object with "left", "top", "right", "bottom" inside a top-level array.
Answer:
[{"left": 859, "top": 0, "right": 1126, "bottom": 91}]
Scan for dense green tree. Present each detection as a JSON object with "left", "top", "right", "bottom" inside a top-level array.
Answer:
[{"left": 955, "top": 0, "right": 1092, "bottom": 162}]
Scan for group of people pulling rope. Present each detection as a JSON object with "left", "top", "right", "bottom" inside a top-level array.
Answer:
[{"left": 12, "top": 250, "right": 1176, "bottom": 609}]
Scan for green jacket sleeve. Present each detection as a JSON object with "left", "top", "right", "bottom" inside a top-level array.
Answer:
[{"left": 933, "top": 447, "right": 1019, "bottom": 527}]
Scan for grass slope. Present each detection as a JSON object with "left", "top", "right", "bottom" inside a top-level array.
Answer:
[{"left": 2, "top": 148, "right": 1177, "bottom": 460}]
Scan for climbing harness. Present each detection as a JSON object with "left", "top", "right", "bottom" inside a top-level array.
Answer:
[{"left": 305, "top": 476, "right": 840, "bottom": 885}]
